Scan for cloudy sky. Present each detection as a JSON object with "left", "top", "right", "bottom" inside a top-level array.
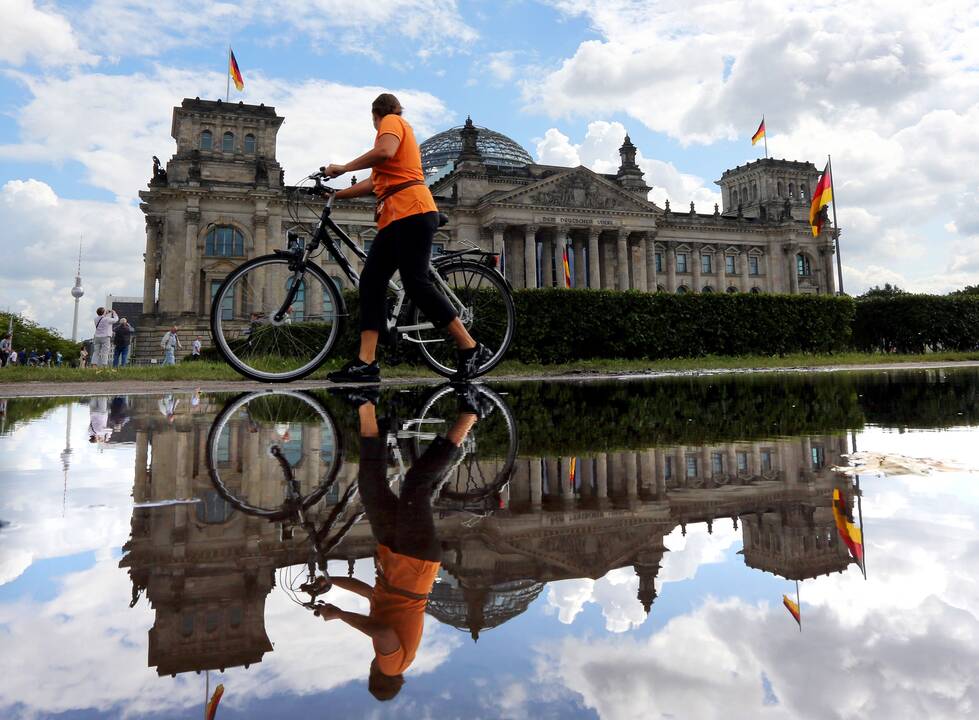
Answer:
[{"left": 2, "top": 0, "right": 979, "bottom": 335}]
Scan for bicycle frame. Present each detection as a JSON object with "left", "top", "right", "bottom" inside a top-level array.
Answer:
[{"left": 286, "top": 180, "right": 502, "bottom": 346}]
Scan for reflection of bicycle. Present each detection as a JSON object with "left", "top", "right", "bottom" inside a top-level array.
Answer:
[
  {"left": 205, "top": 384, "right": 518, "bottom": 604},
  {"left": 209, "top": 173, "right": 516, "bottom": 382}
]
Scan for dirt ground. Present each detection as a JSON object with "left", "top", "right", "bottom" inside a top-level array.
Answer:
[{"left": 2, "top": 360, "right": 978, "bottom": 398}]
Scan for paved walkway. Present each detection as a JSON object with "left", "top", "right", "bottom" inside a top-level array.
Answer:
[{"left": 2, "top": 360, "right": 978, "bottom": 398}]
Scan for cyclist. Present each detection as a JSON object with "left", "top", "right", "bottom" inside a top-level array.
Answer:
[
  {"left": 312, "top": 390, "right": 479, "bottom": 700},
  {"left": 321, "top": 93, "right": 492, "bottom": 384}
]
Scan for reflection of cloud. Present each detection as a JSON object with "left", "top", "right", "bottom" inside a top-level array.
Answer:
[
  {"left": 537, "top": 465, "right": 979, "bottom": 719},
  {"left": 660, "top": 521, "right": 739, "bottom": 585}
]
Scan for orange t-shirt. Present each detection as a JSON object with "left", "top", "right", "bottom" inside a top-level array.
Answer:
[
  {"left": 370, "top": 543, "right": 440, "bottom": 676},
  {"left": 372, "top": 114, "right": 438, "bottom": 231}
]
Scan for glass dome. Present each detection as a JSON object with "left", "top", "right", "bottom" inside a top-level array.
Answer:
[
  {"left": 420, "top": 125, "right": 534, "bottom": 176},
  {"left": 426, "top": 579, "right": 545, "bottom": 639}
]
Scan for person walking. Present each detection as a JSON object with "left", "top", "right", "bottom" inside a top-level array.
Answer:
[
  {"left": 191, "top": 336, "right": 202, "bottom": 360},
  {"left": 92, "top": 307, "right": 118, "bottom": 368},
  {"left": 113, "top": 318, "right": 136, "bottom": 367},
  {"left": 78, "top": 346, "right": 88, "bottom": 368},
  {"left": 161, "top": 326, "right": 181, "bottom": 366},
  {"left": 0, "top": 333, "right": 11, "bottom": 368},
  {"left": 321, "top": 93, "right": 492, "bottom": 384}
]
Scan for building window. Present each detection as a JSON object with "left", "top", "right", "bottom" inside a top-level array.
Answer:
[
  {"left": 750, "top": 286, "right": 761, "bottom": 294},
  {"left": 229, "top": 607, "right": 243, "bottom": 628},
  {"left": 701, "top": 254, "right": 712, "bottom": 274},
  {"left": 736, "top": 451, "right": 748, "bottom": 472},
  {"left": 797, "top": 253, "right": 812, "bottom": 277},
  {"left": 655, "top": 252, "right": 663, "bottom": 273},
  {"left": 685, "top": 455, "right": 698, "bottom": 478},
  {"left": 760, "top": 450, "right": 773, "bottom": 471},
  {"left": 811, "top": 446, "right": 825, "bottom": 470},
  {"left": 727, "top": 286, "right": 738, "bottom": 293},
  {"left": 180, "top": 613, "right": 194, "bottom": 637},
  {"left": 281, "top": 425, "right": 304, "bottom": 466},
  {"left": 286, "top": 277, "right": 305, "bottom": 321},
  {"left": 711, "top": 452, "right": 723, "bottom": 474},
  {"left": 749, "top": 256, "right": 760, "bottom": 275},
  {"left": 222, "top": 131, "right": 234, "bottom": 152},
  {"left": 725, "top": 254, "right": 736, "bottom": 274},
  {"left": 199, "top": 130, "right": 212, "bottom": 151},
  {"left": 195, "top": 490, "right": 233, "bottom": 524},
  {"left": 330, "top": 275, "right": 344, "bottom": 291},
  {"left": 244, "top": 134, "right": 256, "bottom": 153},
  {"left": 432, "top": 242, "right": 445, "bottom": 256},
  {"left": 702, "top": 286, "right": 714, "bottom": 293},
  {"left": 210, "top": 280, "right": 232, "bottom": 320},
  {"left": 676, "top": 285, "right": 689, "bottom": 294},
  {"left": 788, "top": 183, "right": 795, "bottom": 199},
  {"left": 364, "top": 239, "right": 373, "bottom": 254},
  {"left": 215, "top": 430, "right": 231, "bottom": 464},
  {"left": 664, "top": 456, "right": 673, "bottom": 479},
  {"left": 777, "top": 181, "right": 783, "bottom": 197},
  {"left": 205, "top": 226, "right": 244, "bottom": 256},
  {"left": 676, "top": 253, "right": 688, "bottom": 273}
]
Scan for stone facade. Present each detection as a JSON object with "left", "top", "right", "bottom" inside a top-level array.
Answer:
[{"left": 136, "top": 99, "right": 840, "bottom": 360}]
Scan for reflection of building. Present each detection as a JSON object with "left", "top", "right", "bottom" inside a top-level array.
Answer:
[
  {"left": 135, "top": 99, "right": 839, "bottom": 359},
  {"left": 121, "top": 398, "right": 857, "bottom": 668}
]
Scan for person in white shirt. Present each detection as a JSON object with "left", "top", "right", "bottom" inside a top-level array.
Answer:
[
  {"left": 92, "top": 308, "right": 118, "bottom": 367},
  {"left": 191, "top": 336, "right": 202, "bottom": 359},
  {"left": 88, "top": 396, "right": 112, "bottom": 444},
  {"left": 161, "top": 326, "right": 182, "bottom": 365}
]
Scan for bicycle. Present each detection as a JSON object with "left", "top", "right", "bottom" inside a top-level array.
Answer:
[
  {"left": 209, "top": 173, "right": 517, "bottom": 382},
  {"left": 204, "top": 384, "right": 518, "bottom": 604}
]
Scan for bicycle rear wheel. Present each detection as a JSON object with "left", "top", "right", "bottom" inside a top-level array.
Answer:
[
  {"left": 408, "top": 259, "right": 515, "bottom": 378},
  {"left": 210, "top": 255, "right": 344, "bottom": 382},
  {"left": 409, "top": 384, "right": 518, "bottom": 508},
  {"left": 206, "top": 390, "right": 343, "bottom": 520}
]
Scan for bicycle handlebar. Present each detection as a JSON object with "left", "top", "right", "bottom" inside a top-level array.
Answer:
[{"left": 305, "top": 172, "right": 336, "bottom": 208}]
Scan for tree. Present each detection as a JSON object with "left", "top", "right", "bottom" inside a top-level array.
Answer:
[
  {"left": 0, "top": 313, "right": 80, "bottom": 362},
  {"left": 859, "top": 283, "right": 906, "bottom": 299},
  {"left": 950, "top": 285, "right": 979, "bottom": 296}
]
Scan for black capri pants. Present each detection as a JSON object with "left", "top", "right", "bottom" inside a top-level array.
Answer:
[{"left": 358, "top": 211, "right": 457, "bottom": 333}]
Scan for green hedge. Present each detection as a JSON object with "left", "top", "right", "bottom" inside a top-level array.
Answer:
[{"left": 853, "top": 295, "right": 979, "bottom": 353}]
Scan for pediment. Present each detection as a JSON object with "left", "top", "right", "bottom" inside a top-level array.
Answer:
[{"left": 490, "top": 167, "right": 654, "bottom": 213}]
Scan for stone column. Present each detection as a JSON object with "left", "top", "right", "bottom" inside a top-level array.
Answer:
[
  {"left": 560, "top": 457, "right": 575, "bottom": 502},
  {"left": 667, "top": 242, "right": 677, "bottom": 292},
  {"left": 616, "top": 230, "right": 630, "bottom": 290},
  {"left": 654, "top": 449, "right": 667, "bottom": 500},
  {"left": 530, "top": 459, "right": 543, "bottom": 509},
  {"left": 602, "top": 233, "right": 616, "bottom": 289},
  {"left": 788, "top": 246, "right": 800, "bottom": 293},
  {"left": 490, "top": 222, "right": 506, "bottom": 280},
  {"left": 143, "top": 218, "right": 161, "bottom": 312},
  {"left": 726, "top": 445, "right": 737, "bottom": 480},
  {"left": 588, "top": 228, "right": 601, "bottom": 289},
  {"left": 541, "top": 234, "right": 554, "bottom": 288},
  {"left": 822, "top": 247, "right": 836, "bottom": 294},
  {"left": 740, "top": 247, "right": 750, "bottom": 292},
  {"left": 573, "top": 234, "right": 587, "bottom": 288},
  {"left": 545, "top": 458, "right": 559, "bottom": 497},
  {"left": 639, "top": 450, "right": 655, "bottom": 495},
  {"left": 182, "top": 207, "right": 200, "bottom": 313},
  {"left": 763, "top": 250, "right": 774, "bottom": 292},
  {"left": 752, "top": 444, "right": 762, "bottom": 476},
  {"left": 624, "top": 452, "right": 638, "bottom": 501},
  {"left": 594, "top": 452, "right": 609, "bottom": 506},
  {"left": 691, "top": 243, "right": 702, "bottom": 292},
  {"left": 634, "top": 232, "right": 648, "bottom": 291},
  {"left": 645, "top": 233, "right": 658, "bottom": 291},
  {"left": 524, "top": 225, "right": 538, "bottom": 289},
  {"left": 718, "top": 248, "right": 728, "bottom": 292}
]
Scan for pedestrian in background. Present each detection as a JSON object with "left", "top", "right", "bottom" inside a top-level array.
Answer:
[
  {"left": 0, "top": 334, "right": 11, "bottom": 367},
  {"left": 161, "top": 326, "right": 181, "bottom": 366},
  {"left": 113, "top": 318, "right": 136, "bottom": 367},
  {"left": 79, "top": 346, "right": 88, "bottom": 368},
  {"left": 191, "top": 336, "right": 202, "bottom": 360},
  {"left": 92, "top": 307, "right": 118, "bottom": 367}
]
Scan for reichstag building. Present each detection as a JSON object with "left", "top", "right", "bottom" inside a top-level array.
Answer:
[{"left": 135, "top": 98, "right": 838, "bottom": 359}]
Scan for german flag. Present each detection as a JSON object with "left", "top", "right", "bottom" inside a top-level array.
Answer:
[
  {"left": 809, "top": 161, "right": 833, "bottom": 237},
  {"left": 832, "top": 488, "right": 864, "bottom": 566},
  {"left": 563, "top": 246, "right": 572, "bottom": 288},
  {"left": 782, "top": 595, "right": 801, "bottom": 627},
  {"left": 205, "top": 684, "right": 224, "bottom": 720},
  {"left": 229, "top": 49, "right": 244, "bottom": 92},
  {"left": 751, "top": 118, "right": 766, "bottom": 146}
]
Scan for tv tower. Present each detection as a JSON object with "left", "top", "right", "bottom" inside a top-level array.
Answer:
[{"left": 70, "top": 238, "right": 84, "bottom": 342}]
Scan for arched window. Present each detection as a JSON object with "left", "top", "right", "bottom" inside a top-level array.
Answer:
[
  {"left": 750, "top": 286, "right": 761, "bottom": 294},
  {"left": 751, "top": 183, "right": 757, "bottom": 200},
  {"left": 777, "top": 181, "right": 783, "bottom": 197},
  {"left": 222, "top": 131, "right": 234, "bottom": 152},
  {"left": 195, "top": 490, "right": 233, "bottom": 524},
  {"left": 199, "top": 130, "right": 212, "bottom": 150},
  {"left": 244, "top": 134, "right": 256, "bottom": 153},
  {"left": 702, "top": 285, "right": 714, "bottom": 293},
  {"left": 799, "top": 183, "right": 807, "bottom": 201},
  {"left": 796, "top": 253, "right": 812, "bottom": 277},
  {"left": 676, "top": 285, "right": 689, "bottom": 294},
  {"left": 281, "top": 425, "right": 304, "bottom": 466},
  {"left": 205, "top": 226, "right": 244, "bottom": 256},
  {"left": 286, "top": 277, "right": 305, "bottom": 320},
  {"left": 727, "top": 286, "right": 738, "bottom": 294},
  {"left": 788, "top": 183, "right": 795, "bottom": 199}
]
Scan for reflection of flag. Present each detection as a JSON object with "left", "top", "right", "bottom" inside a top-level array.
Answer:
[
  {"left": 751, "top": 118, "right": 766, "bottom": 145},
  {"left": 563, "top": 247, "right": 572, "bottom": 288},
  {"left": 569, "top": 457, "right": 577, "bottom": 488},
  {"left": 205, "top": 684, "right": 224, "bottom": 720},
  {"left": 832, "top": 488, "right": 864, "bottom": 566},
  {"left": 229, "top": 49, "right": 244, "bottom": 91},
  {"left": 809, "top": 161, "right": 833, "bottom": 237},
  {"left": 782, "top": 595, "right": 801, "bottom": 627}
]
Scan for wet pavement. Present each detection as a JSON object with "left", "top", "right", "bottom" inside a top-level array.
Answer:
[{"left": 1, "top": 369, "right": 978, "bottom": 719}]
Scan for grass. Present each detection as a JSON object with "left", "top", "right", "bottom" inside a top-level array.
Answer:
[{"left": 1, "top": 351, "right": 978, "bottom": 385}]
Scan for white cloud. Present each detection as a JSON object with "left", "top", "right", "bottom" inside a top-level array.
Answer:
[
  {"left": 524, "top": 0, "right": 979, "bottom": 293},
  {"left": 0, "top": 0, "right": 98, "bottom": 67}
]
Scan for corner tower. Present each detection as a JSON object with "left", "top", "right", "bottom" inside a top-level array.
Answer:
[{"left": 717, "top": 159, "right": 820, "bottom": 222}]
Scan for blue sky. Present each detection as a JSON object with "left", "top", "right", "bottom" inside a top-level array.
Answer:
[{"left": 3, "top": 0, "right": 979, "bottom": 335}]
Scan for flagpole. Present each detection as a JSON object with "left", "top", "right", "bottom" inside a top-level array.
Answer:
[
  {"left": 795, "top": 580, "right": 801, "bottom": 632},
  {"left": 763, "top": 115, "right": 769, "bottom": 159},
  {"left": 828, "top": 154, "right": 844, "bottom": 295},
  {"left": 850, "top": 430, "right": 867, "bottom": 579},
  {"left": 226, "top": 46, "right": 231, "bottom": 103}
]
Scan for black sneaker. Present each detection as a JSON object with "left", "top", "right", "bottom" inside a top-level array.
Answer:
[
  {"left": 329, "top": 386, "right": 380, "bottom": 408},
  {"left": 327, "top": 358, "right": 381, "bottom": 384},
  {"left": 450, "top": 343, "right": 493, "bottom": 383},
  {"left": 455, "top": 384, "right": 496, "bottom": 420}
]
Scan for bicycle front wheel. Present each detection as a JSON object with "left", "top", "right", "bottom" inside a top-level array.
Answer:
[
  {"left": 211, "top": 255, "right": 344, "bottom": 382},
  {"left": 408, "top": 259, "right": 515, "bottom": 378}
]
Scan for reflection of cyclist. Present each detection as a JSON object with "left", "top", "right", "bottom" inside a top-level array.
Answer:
[
  {"left": 321, "top": 93, "right": 492, "bottom": 384},
  {"left": 315, "top": 391, "right": 478, "bottom": 701}
]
